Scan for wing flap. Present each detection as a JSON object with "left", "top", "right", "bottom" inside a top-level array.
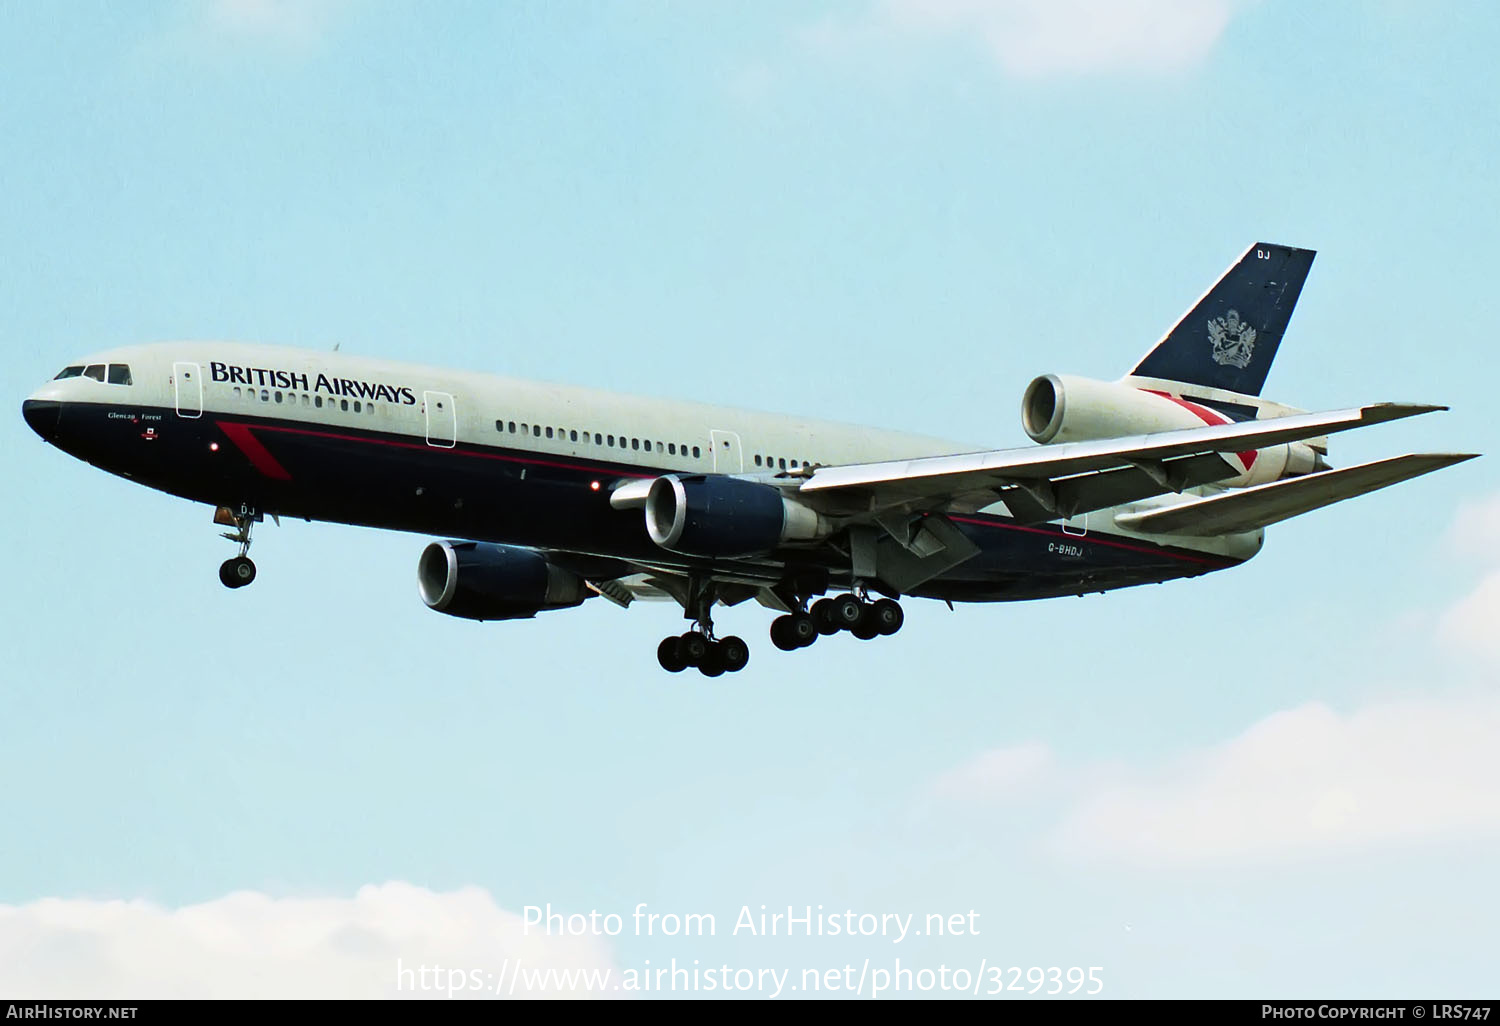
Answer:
[{"left": 1113, "top": 453, "right": 1478, "bottom": 536}]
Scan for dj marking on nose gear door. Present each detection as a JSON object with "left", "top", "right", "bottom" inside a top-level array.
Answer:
[{"left": 20, "top": 242, "right": 1477, "bottom": 676}]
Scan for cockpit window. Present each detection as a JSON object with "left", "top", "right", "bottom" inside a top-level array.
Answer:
[
  {"left": 83, "top": 365, "right": 106, "bottom": 381},
  {"left": 54, "top": 366, "right": 84, "bottom": 380},
  {"left": 107, "top": 364, "right": 132, "bottom": 385}
]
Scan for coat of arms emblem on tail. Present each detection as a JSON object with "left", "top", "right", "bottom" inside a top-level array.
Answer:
[{"left": 1208, "top": 309, "right": 1257, "bottom": 369}]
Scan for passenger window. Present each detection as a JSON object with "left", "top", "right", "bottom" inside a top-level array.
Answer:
[
  {"left": 692, "top": 446, "right": 701, "bottom": 459},
  {"left": 275, "top": 391, "right": 283, "bottom": 403},
  {"left": 302, "top": 395, "right": 310, "bottom": 406},
  {"left": 260, "top": 389, "right": 269, "bottom": 401},
  {"left": 595, "top": 433, "right": 602, "bottom": 445},
  {"left": 607, "top": 435, "right": 615, "bottom": 446},
  {"left": 669, "top": 443, "right": 677, "bottom": 456},
  {"left": 340, "top": 399, "right": 349, "bottom": 411},
  {"left": 233, "top": 387, "right": 241, "bottom": 397},
  {"left": 315, "top": 395, "right": 323, "bottom": 408},
  {"left": 632, "top": 438, "right": 640, "bottom": 451},
  {"left": 509, "top": 421, "right": 516, "bottom": 433},
  {"left": 107, "top": 364, "right": 132, "bottom": 385},
  {"left": 83, "top": 365, "right": 106, "bottom": 381},
  {"left": 778, "top": 458, "right": 786, "bottom": 469},
  {"left": 754, "top": 454, "right": 762, "bottom": 466},
  {"left": 546, "top": 427, "right": 553, "bottom": 439},
  {"left": 533, "top": 425, "right": 541, "bottom": 437},
  {"left": 53, "top": 366, "right": 84, "bottom": 380},
  {"left": 353, "top": 400, "right": 361, "bottom": 413},
  {"left": 570, "top": 430, "right": 578, "bottom": 442}
]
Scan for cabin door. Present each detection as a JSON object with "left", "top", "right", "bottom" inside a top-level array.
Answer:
[
  {"left": 172, "top": 362, "right": 203, "bottom": 419},
  {"left": 424, "top": 390, "right": 456, "bottom": 448},
  {"left": 710, "top": 429, "right": 743, "bottom": 474}
]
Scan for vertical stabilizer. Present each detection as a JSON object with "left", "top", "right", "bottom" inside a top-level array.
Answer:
[{"left": 1129, "top": 242, "right": 1315, "bottom": 396}]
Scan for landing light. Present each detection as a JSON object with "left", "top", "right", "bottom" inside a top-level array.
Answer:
[
  {"left": 590, "top": 481, "right": 601, "bottom": 491},
  {"left": 209, "top": 442, "right": 219, "bottom": 452}
]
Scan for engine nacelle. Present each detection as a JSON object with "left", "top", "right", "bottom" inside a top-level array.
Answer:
[
  {"left": 1023, "top": 374, "right": 1211, "bottom": 444},
  {"left": 1021, "top": 373, "right": 1324, "bottom": 487},
  {"left": 645, "top": 474, "right": 830, "bottom": 558},
  {"left": 417, "top": 541, "right": 587, "bottom": 621}
]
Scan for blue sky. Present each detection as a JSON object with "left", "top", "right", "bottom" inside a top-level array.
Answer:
[{"left": 2, "top": 0, "right": 1497, "bottom": 999}]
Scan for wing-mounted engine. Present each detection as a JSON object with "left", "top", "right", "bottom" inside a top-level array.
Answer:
[
  {"left": 1021, "top": 373, "right": 1324, "bottom": 487},
  {"left": 645, "top": 474, "right": 831, "bottom": 558},
  {"left": 417, "top": 541, "right": 587, "bottom": 620}
]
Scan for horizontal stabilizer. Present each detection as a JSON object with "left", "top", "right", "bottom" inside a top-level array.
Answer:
[{"left": 1113, "top": 453, "right": 1479, "bottom": 536}]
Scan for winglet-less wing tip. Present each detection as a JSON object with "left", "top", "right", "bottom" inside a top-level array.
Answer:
[{"left": 1361, "top": 402, "right": 1448, "bottom": 423}]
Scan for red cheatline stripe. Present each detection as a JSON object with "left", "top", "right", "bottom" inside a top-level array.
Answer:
[
  {"left": 239, "top": 421, "right": 657, "bottom": 479},
  {"left": 947, "top": 515, "right": 1231, "bottom": 568},
  {"left": 221, "top": 417, "right": 1233, "bottom": 568},
  {"left": 1140, "top": 388, "right": 1257, "bottom": 469},
  {"left": 217, "top": 421, "right": 293, "bottom": 480}
]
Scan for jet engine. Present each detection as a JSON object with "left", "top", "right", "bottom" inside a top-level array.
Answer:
[
  {"left": 645, "top": 474, "right": 830, "bottom": 558},
  {"left": 417, "top": 541, "right": 587, "bottom": 621},
  {"left": 1021, "top": 373, "right": 1322, "bottom": 486}
]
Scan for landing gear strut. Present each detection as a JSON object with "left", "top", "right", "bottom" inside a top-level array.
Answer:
[
  {"left": 216, "top": 506, "right": 258, "bottom": 589},
  {"left": 657, "top": 575, "right": 750, "bottom": 677}
]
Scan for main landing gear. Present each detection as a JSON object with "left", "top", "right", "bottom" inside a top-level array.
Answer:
[
  {"left": 657, "top": 632, "right": 750, "bottom": 677},
  {"left": 216, "top": 507, "right": 258, "bottom": 589},
  {"left": 772, "top": 593, "right": 904, "bottom": 651},
  {"left": 658, "top": 575, "right": 750, "bottom": 677}
]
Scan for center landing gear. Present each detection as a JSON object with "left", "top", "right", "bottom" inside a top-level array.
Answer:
[
  {"left": 657, "top": 575, "right": 750, "bottom": 677},
  {"left": 216, "top": 506, "right": 258, "bottom": 589}
]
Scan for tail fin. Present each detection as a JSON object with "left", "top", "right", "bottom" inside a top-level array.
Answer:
[{"left": 1128, "top": 242, "right": 1316, "bottom": 396}]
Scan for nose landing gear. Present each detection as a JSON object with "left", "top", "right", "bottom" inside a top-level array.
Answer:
[{"left": 215, "top": 506, "right": 259, "bottom": 589}]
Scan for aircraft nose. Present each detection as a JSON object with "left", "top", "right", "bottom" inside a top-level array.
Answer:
[{"left": 22, "top": 398, "right": 62, "bottom": 441}]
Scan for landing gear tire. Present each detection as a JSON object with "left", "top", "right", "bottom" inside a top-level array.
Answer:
[
  {"left": 219, "top": 556, "right": 256, "bottom": 589},
  {"left": 789, "top": 613, "right": 818, "bottom": 648},
  {"left": 679, "top": 631, "right": 709, "bottom": 667},
  {"left": 831, "top": 594, "right": 864, "bottom": 630},
  {"left": 719, "top": 636, "right": 750, "bottom": 673},
  {"left": 698, "top": 643, "right": 727, "bottom": 678},
  {"left": 657, "top": 636, "right": 688, "bottom": 673},
  {"left": 770, "top": 616, "right": 800, "bottom": 652},
  {"left": 870, "top": 598, "right": 904, "bottom": 636},
  {"left": 811, "top": 598, "right": 840, "bottom": 636},
  {"left": 851, "top": 612, "right": 881, "bottom": 641}
]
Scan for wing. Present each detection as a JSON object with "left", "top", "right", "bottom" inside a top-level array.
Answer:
[{"left": 795, "top": 402, "right": 1443, "bottom": 523}]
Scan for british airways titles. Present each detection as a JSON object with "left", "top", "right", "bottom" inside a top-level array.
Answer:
[{"left": 210, "top": 361, "right": 417, "bottom": 405}]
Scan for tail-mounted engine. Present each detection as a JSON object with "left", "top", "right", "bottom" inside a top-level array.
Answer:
[{"left": 1021, "top": 373, "right": 1323, "bottom": 486}]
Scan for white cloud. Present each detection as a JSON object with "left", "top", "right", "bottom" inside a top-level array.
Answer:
[
  {"left": 932, "top": 741, "right": 1055, "bottom": 802},
  {"left": 933, "top": 692, "right": 1500, "bottom": 866},
  {"left": 1447, "top": 492, "right": 1500, "bottom": 556},
  {"left": 1055, "top": 693, "right": 1500, "bottom": 865},
  {"left": 200, "top": 0, "right": 349, "bottom": 48},
  {"left": 1438, "top": 492, "right": 1500, "bottom": 661},
  {"left": 805, "top": 0, "right": 1254, "bottom": 78},
  {"left": 0, "top": 882, "right": 618, "bottom": 999},
  {"left": 1439, "top": 570, "right": 1500, "bottom": 662}
]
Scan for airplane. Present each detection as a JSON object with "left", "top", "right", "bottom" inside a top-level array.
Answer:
[{"left": 21, "top": 242, "right": 1477, "bottom": 676}]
